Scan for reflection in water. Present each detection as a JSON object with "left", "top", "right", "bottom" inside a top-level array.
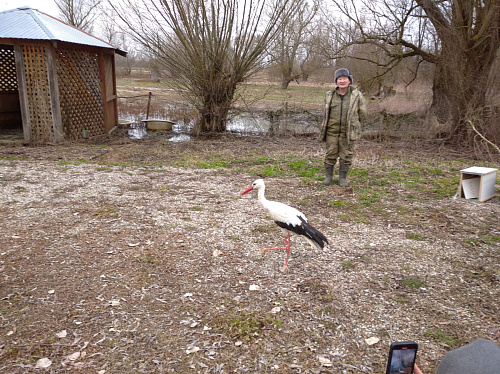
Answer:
[
  {"left": 128, "top": 122, "right": 148, "bottom": 139},
  {"left": 227, "top": 112, "right": 317, "bottom": 136},
  {"left": 169, "top": 134, "right": 191, "bottom": 142},
  {"left": 124, "top": 111, "right": 317, "bottom": 142},
  {"left": 226, "top": 113, "right": 269, "bottom": 135}
]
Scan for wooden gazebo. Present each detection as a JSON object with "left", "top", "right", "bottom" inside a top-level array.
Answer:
[{"left": 0, "top": 7, "right": 126, "bottom": 142}]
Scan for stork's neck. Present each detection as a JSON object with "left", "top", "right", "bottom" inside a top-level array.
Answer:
[{"left": 257, "top": 187, "right": 267, "bottom": 209}]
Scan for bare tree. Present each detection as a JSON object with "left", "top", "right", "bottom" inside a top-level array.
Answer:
[
  {"left": 100, "top": 17, "right": 119, "bottom": 46},
  {"left": 296, "top": 17, "right": 330, "bottom": 82},
  {"left": 115, "top": 33, "right": 135, "bottom": 76},
  {"left": 327, "top": 0, "right": 500, "bottom": 147},
  {"left": 267, "top": 0, "right": 318, "bottom": 89},
  {"left": 107, "top": 0, "right": 299, "bottom": 134},
  {"left": 55, "top": 0, "right": 101, "bottom": 33}
]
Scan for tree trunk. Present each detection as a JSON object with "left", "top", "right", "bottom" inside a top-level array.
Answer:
[
  {"left": 194, "top": 81, "right": 236, "bottom": 134},
  {"left": 485, "top": 47, "right": 500, "bottom": 144},
  {"left": 280, "top": 80, "right": 291, "bottom": 89},
  {"left": 416, "top": 0, "right": 500, "bottom": 147},
  {"left": 197, "top": 103, "right": 231, "bottom": 134},
  {"left": 429, "top": 35, "right": 498, "bottom": 146}
]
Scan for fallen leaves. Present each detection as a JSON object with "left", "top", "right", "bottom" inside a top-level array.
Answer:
[
  {"left": 35, "top": 358, "right": 52, "bottom": 369},
  {"left": 186, "top": 345, "right": 200, "bottom": 354},
  {"left": 365, "top": 337, "right": 381, "bottom": 345},
  {"left": 271, "top": 306, "right": 281, "bottom": 314},
  {"left": 65, "top": 351, "right": 81, "bottom": 361},
  {"left": 318, "top": 354, "right": 333, "bottom": 366},
  {"left": 212, "top": 249, "right": 223, "bottom": 257}
]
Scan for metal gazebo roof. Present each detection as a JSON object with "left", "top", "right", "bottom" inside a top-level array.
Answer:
[{"left": 0, "top": 7, "right": 126, "bottom": 56}]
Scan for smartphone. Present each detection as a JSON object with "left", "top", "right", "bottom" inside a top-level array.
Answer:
[{"left": 385, "top": 341, "right": 418, "bottom": 374}]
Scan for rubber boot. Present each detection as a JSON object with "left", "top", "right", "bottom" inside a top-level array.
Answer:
[
  {"left": 339, "top": 165, "right": 349, "bottom": 187},
  {"left": 322, "top": 163, "right": 334, "bottom": 185}
]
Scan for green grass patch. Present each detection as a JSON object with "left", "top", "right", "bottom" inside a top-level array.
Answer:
[
  {"left": 1, "top": 157, "right": 25, "bottom": 161},
  {"left": 406, "top": 232, "right": 425, "bottom": 241},
  {"left": 195, "top": 159, "right": 231, "bottom": 169},
  {"left": 400, "top": 277, "right": 426, "bottom": 289},
  {"left": 341, "top": 261, "right": 355, "bottom": 270},
  {"left": 252, "top": 224, "right": 274, "bottom": 234},
  {"left": 58, "top": 158, "right": 91, "bottom": 166},
  {"left": 137, "top": 255, "right": 159, "bottom": 265},
  {"left": 349, "top": 168, "right": 369, "bottom": 184},
  {"left": 358, "top": 188, "right": 382, "bottom": 206},
  {"left": 93, "top": 204, "right": 119, "bottom": 217},
  {"left": 329, "top": 200, "right": 345, "bottom": 207},
  {"left": 425, "top": 329, "right": 459, "bottom": 347},
  {"left": 288, "top": 160, "right": 320, "bottom": 178},
  {"left": 216, "top": 311, "right": 281, "bottom": 341},
  {"left": 96, "top": 167, "right": 114, "bottom": 172},
  {"left": 480, "top": 235, "right": 500, "bottom": 245},
  {"left": 239, "top": 155, "right": 324, "bottom": 181},
  {"left": 261, "top": 164, "right": 284, "bottom": 177}
]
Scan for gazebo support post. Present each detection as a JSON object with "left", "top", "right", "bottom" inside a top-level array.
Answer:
[
  {"left": 13, "top": 44, "right": 31, "bottom": 142},
  {"left": 46, "top": 44, "right": 63, "bottom": 141}
]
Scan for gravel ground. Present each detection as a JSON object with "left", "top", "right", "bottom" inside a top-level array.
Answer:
[{"left": 0, "top": 134, "right": 499, "bottom": 374}]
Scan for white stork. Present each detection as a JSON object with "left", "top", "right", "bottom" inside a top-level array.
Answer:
[{"left": 241, "top": 179, "right": 329, "bottom": 272}]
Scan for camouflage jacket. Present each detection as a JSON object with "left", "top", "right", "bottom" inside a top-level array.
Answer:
[{"left": 319, "top": 86, "right": 367, "bottom": 143}]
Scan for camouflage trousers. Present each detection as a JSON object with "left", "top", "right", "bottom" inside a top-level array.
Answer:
[{"left": 324, "top": 134, "right": 355, "bottom": 166}]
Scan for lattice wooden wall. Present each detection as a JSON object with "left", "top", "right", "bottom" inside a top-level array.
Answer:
[
  {"left": 0, "top": 45, "right": 17, "bottom": 93},
  {"left": 21, "top": 44, "right": 58, "bottom": 142},
  {"left": 56, "top": 48, "right": 104, "bottom": 140}
]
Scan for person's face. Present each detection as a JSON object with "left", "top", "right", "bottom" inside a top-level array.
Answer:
[{"left": 337, "top": 76, "right": 350, "bottom": 89}]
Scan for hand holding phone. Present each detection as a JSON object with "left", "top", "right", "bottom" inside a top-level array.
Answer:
[
  {"left": 413, "top": 364, "right": 423, "bottom": 374},
  {"left": 386, "top": 341, "right": 418, "bottom": 374}
]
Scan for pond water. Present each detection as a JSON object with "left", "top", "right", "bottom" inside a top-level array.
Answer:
[
  {"left": 127, "top": 121, "right": 194, "bottom": 141},
  {"left": 124, "top": 111, "right": 318, "bottom": 141},
  {"left": 226, "top": 112, "right": 318, "bottom": 136},
  {"left": 128, "top": 122, "right": 147, "bottom": 140},
  {"left": 226, "top": 112, "right": 270, "bottom": 135}
]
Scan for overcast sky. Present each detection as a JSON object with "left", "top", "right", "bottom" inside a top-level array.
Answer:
[{"left": 0, "top": 0, "right": 59, "bottom": 16}]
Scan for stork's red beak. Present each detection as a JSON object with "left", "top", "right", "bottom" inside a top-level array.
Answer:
[{"left": 241, "top": 186, "right": 253, "bottom": 195}]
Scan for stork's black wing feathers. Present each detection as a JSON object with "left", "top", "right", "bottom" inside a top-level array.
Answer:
[
  {"left": 274, "top": 216, "right": 329, "bottom": 249},
  {"left": 298, "top": 216, "right": 329, "bottom": 248}
]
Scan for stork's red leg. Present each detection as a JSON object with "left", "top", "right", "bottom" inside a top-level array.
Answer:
[
  {"left": 261, "top": 233, "right": 292, "bottom": 272},
  {"left": 261, "top": 233, "right": 291, "bottom": 252},
  {"left": 281, "top": 245, "right": 290, "bottom": 272}
]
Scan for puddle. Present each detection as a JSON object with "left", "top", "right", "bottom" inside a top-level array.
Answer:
[
  {"left": 123, "top": 111, "right": 317, "bottom": 141},
  {"left": 128, "top": 122, "right": 148, "bottom": 139},
  {"left": 125, "top": 119, "right": 193, "bottom": 141},
  {"left": 227, "top": 112, "right": 270, "bottom": 135},
  {"left": 228, "top": 112, "right": 318, "bottom": 136},
  {"left": 169, "top": 134, "right": 191, "bottom": 142}
]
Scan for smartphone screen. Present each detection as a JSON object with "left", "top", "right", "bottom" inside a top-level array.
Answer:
[{"left": 386, "top": 341, "right": 418, "bottom": 374}]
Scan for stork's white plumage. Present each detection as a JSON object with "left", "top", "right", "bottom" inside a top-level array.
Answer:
[{"left": 241, "top": 179, "right": 329, "bottom": 271}]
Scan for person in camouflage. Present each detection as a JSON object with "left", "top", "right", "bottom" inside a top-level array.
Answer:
[{"left": 319, "top": 68, "right": 367, "bottom": 187}]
